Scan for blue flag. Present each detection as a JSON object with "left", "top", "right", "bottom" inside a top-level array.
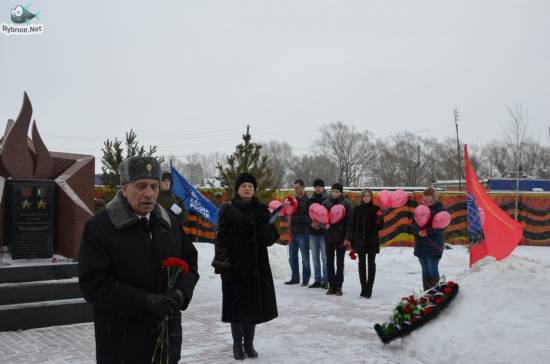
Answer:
[
  {"left": 170, "top": 167, "right": 219, "bottom": 225},
  {"left": 466, "top": 192, "right": 485, "bottom": 245}
]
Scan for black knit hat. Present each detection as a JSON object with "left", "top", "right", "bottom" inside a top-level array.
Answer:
[
  {"left": 234, "top": 172, "right": 257, "bottom": 193},
  {"left": 118, "top": 156, "right": 161, "bottom": 184},
  {"left": 331, "top": 182, "right": 343, "bottom": 193},
  {"left": 313, "top": 178, "right": 325, "bottom": 187}
]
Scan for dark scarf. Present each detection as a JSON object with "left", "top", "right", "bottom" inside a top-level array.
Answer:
[{"left": 231, "top": 195, "right": 259, "bottom": 213}]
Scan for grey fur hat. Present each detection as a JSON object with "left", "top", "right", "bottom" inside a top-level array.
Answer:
[{"left": 118, "top": 156, "right": 161, "bottom": 184}]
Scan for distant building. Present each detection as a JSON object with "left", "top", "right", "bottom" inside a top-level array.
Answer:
[{"left": 487, "top": 178, "right": 550, "bottom": 192}]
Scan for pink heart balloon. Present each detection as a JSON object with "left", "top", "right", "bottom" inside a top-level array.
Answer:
[
  {"left": 414, "top": 205, "right": 431, "bottom": 228},
  {"left": 329, "top": 204, "right": 346, "bottom": 224},
  {"left": 284, "top": 196, "right": 298, "bottom": 216},
  {"left": 390, "top": 190, "right": 408, "bottom": 208},
  {"left": 269, "top": 199, "right": 287, "bottom": 216},
  {"left": 432, "top": 211, "right": 451, "bottom": 229},
  {"left": 313, "top": 204, "right": 329, "bottom": 225},
  {"left": 378, "top": 190, "right": 392, "bottom": 210},
  {"left": 309, "top": 203, "right": 320, "bottom": 221},
  {"left": 268, "top": 199, "right": 282, "bottom": 212}
]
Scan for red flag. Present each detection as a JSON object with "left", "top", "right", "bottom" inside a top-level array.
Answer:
[{"left": 464, "top": 145, "right": 523, "bottom": 266}]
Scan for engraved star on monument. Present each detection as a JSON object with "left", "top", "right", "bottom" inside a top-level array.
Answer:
[{"left": 21, "top": 199, "right": 32, "bottom": 209}]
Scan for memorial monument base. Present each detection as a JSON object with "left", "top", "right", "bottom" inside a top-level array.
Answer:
[{"left": 0, "top": 251, "right": 92, "bottom": 331}]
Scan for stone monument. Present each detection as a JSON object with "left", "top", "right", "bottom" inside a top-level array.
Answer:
[{"left": 0, "top": 92, "right": 95, "bottom": 260}]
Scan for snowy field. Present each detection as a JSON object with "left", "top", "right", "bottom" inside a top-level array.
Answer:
[
  {"left": 1, "top": 244, "right": 549, "bottom": 363},
  {"left": 182, "top": 243, "right": 550, "bottom": 363}
]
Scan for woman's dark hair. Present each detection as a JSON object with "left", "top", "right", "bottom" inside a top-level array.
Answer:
[{"left": 361, "top": 188, "right": 374, "bottom": 202}]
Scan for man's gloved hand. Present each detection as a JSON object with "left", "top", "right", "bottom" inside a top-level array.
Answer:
[
  {"left": 144, "top": 293, "right": 179, "bottom": 317},
  {"left": 167, "top": 289, "right": 187, "bottom": 310}
]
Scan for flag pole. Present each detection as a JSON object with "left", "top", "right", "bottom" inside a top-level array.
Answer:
[{"left": 454, "top": 108, "right": 462, "bottom": 191}]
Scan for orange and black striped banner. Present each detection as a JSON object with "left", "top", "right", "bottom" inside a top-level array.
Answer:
[{"left": 183, "top": 191, "right": 550, "bottom": 246}]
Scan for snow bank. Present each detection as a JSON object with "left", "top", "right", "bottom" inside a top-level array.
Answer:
[{"left": 398, "top": 253, "right": 550, "bottom": 364}]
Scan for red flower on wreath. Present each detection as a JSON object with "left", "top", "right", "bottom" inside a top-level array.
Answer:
[
  {"left": 434, "top": 297, "right": 443, "bottom": 305},
  {"left": 403, "top": 304, "right": 413, "bottom": 314},
  {"left": 408, "top": 295, "right": 416, "bottom": 304},
  {"left": 423, "top": 307, "right": 433, "bottom": 315},
  {"left": 419, "top": 297, "right": 428, "bottom": 305},
  {"left": 411, "top": 316, "right": 419, "bottom": 324},
  {"left": 443, "top": 286, "right": 452, "bottom": 295},
  {"left": 161, "top": 257, "right": 190, "bottom": 273},
  {"left": 447, "top": 281, "right": 455, "bottom": 288}
]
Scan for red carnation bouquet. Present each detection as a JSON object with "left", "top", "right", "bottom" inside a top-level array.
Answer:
[{"left": 151, "top": 257, "right": 190, "bottom": 364}]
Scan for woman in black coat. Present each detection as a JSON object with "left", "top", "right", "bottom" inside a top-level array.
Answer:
[
  {"left": 212, "top": 173, "right": 279, "bottom": 360},
  {"left": 346, "top": 189, "right": 384, "bottom": 298}
]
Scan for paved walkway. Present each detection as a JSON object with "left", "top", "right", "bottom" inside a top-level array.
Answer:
[{"left": 0, "top": 245, "right": 469, "bottom": 363}]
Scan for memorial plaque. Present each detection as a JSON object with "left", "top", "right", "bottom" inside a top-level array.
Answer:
[{"left": 6, "top": 180, "right": 55, "bottom": 259}]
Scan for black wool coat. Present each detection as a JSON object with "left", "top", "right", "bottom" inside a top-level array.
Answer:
[
  {"left": 78, "top": 192, "right": 199, "bottom": 364},
  {"left": 348, "top": 202, "right": 384, "bottom": 255},
  {"left": 212, "top": 196, "right": 279, "bottom": 324}
]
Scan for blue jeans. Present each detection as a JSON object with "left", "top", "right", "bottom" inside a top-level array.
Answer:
[
  {"left": 288, "top": 234, "right": 311, "bottom": 283},
  {"left": 418, "top": 256, "right": 440, "bottom": 279},
  {"left": 309, "top": 234, "right": 328, "bottom": 284}
]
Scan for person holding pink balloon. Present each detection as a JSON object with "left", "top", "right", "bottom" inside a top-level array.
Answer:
[
  {"left": 285, "top": 179, "right": 311, "bottom": 286},
  {"left": 322, "top": 183, "right": 353, "bottom": 296},
  {"left": 411, "top": 187, "right": 449, "bottom": 291},
  {"left": 345, "top": 189, "right": 384, "bottom": 298},
  {"left": 307, "top": 178, "right": 329, "bottom": 289}
]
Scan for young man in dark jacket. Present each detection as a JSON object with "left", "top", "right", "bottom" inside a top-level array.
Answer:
[
  {"left": 286, "top": 179, "right": 311, "bottom": 286},
  {"left": 308, "top": 178, "right": 329, "bottom": 288},
  {"left": 322, "top": 183, "right": 353, "bottom": 296},
  {"left": 79, "top": 157, "right": 199, "bottom": 364}
]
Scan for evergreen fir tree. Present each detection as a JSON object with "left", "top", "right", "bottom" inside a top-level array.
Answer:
[
  {"left": 216, "top": 126, "right": 274, "bottom": 201},
  {"left": 101, "top": 129, "right": 160, "bottom": 188}
]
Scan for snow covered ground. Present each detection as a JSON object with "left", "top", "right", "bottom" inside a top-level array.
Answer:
[
  {"left": 1, "top": 244, "right": 549, "bottom": 363},
  {"left": 181, "top": 243, "right": 550, "bottom": 363}
]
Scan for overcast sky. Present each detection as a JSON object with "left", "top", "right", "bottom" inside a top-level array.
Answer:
[{"left": 1, "top": 0, "right": 549, "bottom": 173}]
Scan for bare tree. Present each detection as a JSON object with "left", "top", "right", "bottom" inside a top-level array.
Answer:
[
  {"left": 164, "top": 154, "right": 204, "bottom": 185},
  {"left": 505, "top": 104, "right": 530, "bottom": 176},
  {"left": 482, "top": 141, "right": 511, "bottom": 177},
  {"left": 533, "top": 145, "right": 550, "bottom": 178},
  {"left": 182, "top": 153, "right": 205, "bottom": 185},
  {"left": 289, "top": 154, "right": 340, "bottom": 186},
  {"left": 482, "top": 105, "right": 540, "bottom": 178},
  {"left": 316, "top": 122, "right": 375, "bottom": 186},
  {"left": 200, "top": 152, "right": 226, "bottom": 179},
  {"left": 368, "top": 133, "right": 448, "bottom": 186},
  {"left": 369, "top": 140, "right": 401, "bottom": 186},
  {"left": 261, "top": 140, "right": 294, "bottom": 188}
]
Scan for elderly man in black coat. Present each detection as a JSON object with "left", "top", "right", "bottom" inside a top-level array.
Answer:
[
  {"left": 212, "top": 172, "right": 279, "bottom": 360},
  {"left": 79, "top": 157, "right": 199, "bottom": 364}
]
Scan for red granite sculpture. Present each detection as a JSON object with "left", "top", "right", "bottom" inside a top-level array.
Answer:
[{"left": 0, "top": 92, "right": 94, "bottom": 259}]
